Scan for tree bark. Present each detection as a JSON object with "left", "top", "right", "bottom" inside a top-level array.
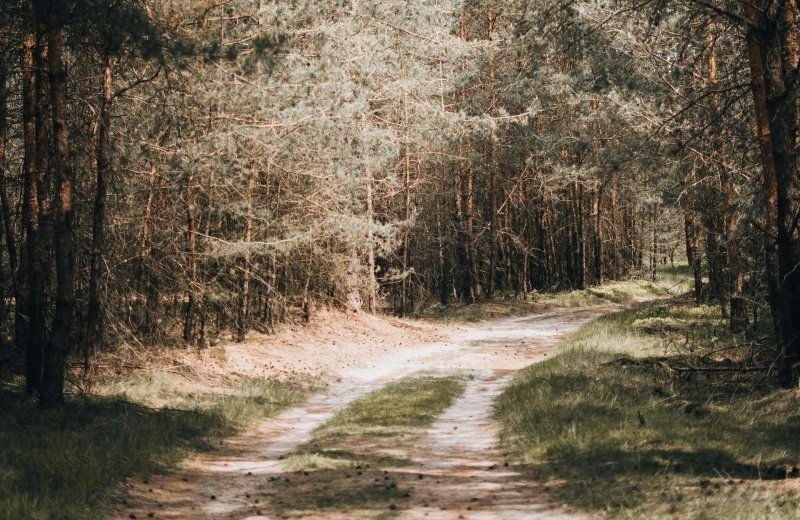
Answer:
[
  {"left": 20, "top": 6, "right": 43, "bottom": 395},
  {"left": 486, "top": 7, "right": 498, "bottom": 300},
  {"left": 366, "top": 166, "right": 377, "bottom": 313},
  {"left": 183, "top": 169, "right": 197, "bottom": 345},
  {"left": 651, "top": 201, "right": 658, "bottom": 282},
  {"left": 40, "top": 28, "right": 75, "bottom": 408},
  {"left": 86, "top": 51, "right": 113, "bottom": 362},
  {"left": 235, "top": 168, "right": 255, "bottom": 341},
  {"left": 593, "top": 182, "right": 603, "bottom": 285},
  {"left": 745, "top": 1, "right": 800, "bottom": 386},
  {"left": 681, "top": 171, "right": 703, "bottom": 301},
  {"left": 0, "top": 25, "right": 18, "bottom": 325},
  {"left": 436, "top": 195, "right": 449, "bottom": 305},
  {"left": 400, "top": 95, "right": 411, "bottom": 315}
]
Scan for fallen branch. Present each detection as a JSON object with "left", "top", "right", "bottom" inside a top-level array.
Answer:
[{"left": 668, "top": 365, "right": 769, "bottom": 373}]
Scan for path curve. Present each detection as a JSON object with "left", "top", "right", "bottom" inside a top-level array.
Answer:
[{"left": 115, "top": 307, "right": 610, "bottom": 519}]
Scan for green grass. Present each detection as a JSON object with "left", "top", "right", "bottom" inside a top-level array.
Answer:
[
  {"left": 315, "top": 375, "right": 466, "bottom": 440},
  {"left": 495, "top": 297, "right": 800, "bottom": 519},
  {"left": 419, "top": 265, "right": 692, "bottom": 323},
  {"left": 273, "top": 374, "right": 465, "bottom": 515},
  {"left": 0, "top": 374, "right": 309, "bottom": 520},
  {"left": 286, "top": 374, "right": 465, "bottom": 471}
]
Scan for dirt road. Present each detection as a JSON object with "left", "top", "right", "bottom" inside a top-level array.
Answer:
[{"left": 117, "top": 307, "right": 608, "bottom": 519}]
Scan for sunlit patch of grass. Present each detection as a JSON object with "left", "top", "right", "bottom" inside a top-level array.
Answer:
[
  {"left": 100, "top": 373, "right": 313, "bottom": 428},
  {"left": 276, "top": 374, "right": 464, "bottom": 514},
  {"left": 419, "top": 266, "right": 693, "bottom": 322},
  {"left": 315, "top": 375, "right": 465, "bottom": 441},
  {"left": 288, "top": 374, "right": 465, "bottom": 472},
  {"left": 495, "top": 298, "right": 799, "bottom": 519},
  {"left": 0, "top": 375, "right": 310, "bottom": 520}
]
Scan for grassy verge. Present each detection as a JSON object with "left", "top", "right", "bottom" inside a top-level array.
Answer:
[
  {"left": 495, "top": 296, "right": 800, "bottom": 519},
  {"left": 273, "top": 374, "right": 465, "bottom": 513},
  {"left": 0, "top": 374, "right": 310, "bottom": 520},
  {"left": 419, "top": 266, "right": 690, "bottom": 323}
]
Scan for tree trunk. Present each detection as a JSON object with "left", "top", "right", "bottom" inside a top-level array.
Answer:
[
  {"left": 745, "top": 1, "right": 800, "bottom": 387},
  {"left": 366, "top": 166, "right": 377, "bottom": 313},
  {"left": 609, "top": 182, "right": 619, "bottom": 279},
  {"left": 772, "top": 2, "right": 800, "bottom": 385},
  {"left": 707, "top": 21, "right": 742, "bottom": 325},
  {"left": 235, "top": 168, "right": 255, "bottom": 341},
  {"left": 486, "top": 8, "right": 498, "bottom": 299},
  {"left": 594, "top": 182, "right": 603, "bottom": 285},
  {"left": 681, "top": 173, "right": 703, "bottom": 301},
  {"left": 20, "top": 8, "right": 42, "bottom": 395},
  {"left": 86, "top": 51, "right": 113, "bottom": 362},
  {"left": 651, "top": 202, "right": 658, "bottom": 282},
  {"left": 400, "top": 95, "right": 411, "bottom": 315},
  {"left": 0, "top": 27, "right": 18, "bottom": 325},
  {"left": 183, "top": 170, "right": 197, "bottom": 345},
  {"left": 436, "top": 196, "right": 449, "bottom": 305},
  {"left": 40, "top": 29, "right": 75, "bottom": 408}
]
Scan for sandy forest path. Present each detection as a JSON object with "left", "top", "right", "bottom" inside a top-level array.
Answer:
[{"left": 117, "top": 307, "right": 611, "bottom": 519}]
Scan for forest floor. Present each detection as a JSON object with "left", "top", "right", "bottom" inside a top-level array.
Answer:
[
  {"left": 8, "top": 268, "right": 795, "bottom": 519},
  {"left": 112, "top": 305, "right": 609, "bottom": 520},
  {"left": 495, "top": 293, "right": 800, "bottom": 519}
]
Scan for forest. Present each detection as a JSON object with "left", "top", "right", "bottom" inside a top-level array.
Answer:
[{"left": 0, "top": 0, "right": 798, "bottom": 518}]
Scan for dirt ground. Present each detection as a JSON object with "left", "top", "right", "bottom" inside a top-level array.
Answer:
[{"left": 111, "top": 306, "right": 614, "bottom": 519}]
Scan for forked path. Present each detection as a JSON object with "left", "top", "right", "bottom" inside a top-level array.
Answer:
[{"left": 117, "top": 307, "right": 609, "bottom": 519}]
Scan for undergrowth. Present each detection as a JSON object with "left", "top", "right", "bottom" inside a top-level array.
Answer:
[
  {"left": 419, "top": 265, "right": 691, "bottom": 323},
  {"left": 495, "top": 296, "right": 799, "bottom": 519}
]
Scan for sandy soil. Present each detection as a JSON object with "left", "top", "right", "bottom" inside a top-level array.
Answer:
[{"left": 113, "top": 306, "right": 613, "bottom": 520}]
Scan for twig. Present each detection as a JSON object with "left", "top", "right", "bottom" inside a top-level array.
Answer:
[{"left": 668, "top": 365, "right": 769, "bottom": 372}]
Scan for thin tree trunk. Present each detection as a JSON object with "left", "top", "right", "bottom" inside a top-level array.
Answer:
[
  {"left": 183, "top": 170, "right": 197, "bottom": 344},
  {"left": 651, "top": 202, "right": 658, "bottom": 282},
  {"left": 139, "top": 165, "right": 157, "bottom": 337},
  {"left": 20, "top": 7, "right": 42, "bottom": 395},
  {"left": 40, "top": 28, "right": 75, "bottom": 408},
  {"left": 707, "top": 21, "right": 740, "bottom": 323},
  {"left": 86, "top": 51, "right": 113, "bottom": 362},
  {"left": 400, "top": 95, "right": 411, "bottom": 315},
  {"left": 594, "top": 182, "right": 603, "bottom": 285},
  {"left": 235, "top": 168, "right": 255, "bottom": 341},
  {"left": 0, "top": 28, "right": 18, "bottom": 323},
  {"left": 486, "top": 7, "right": 498, "bottom": 299},
  {"left": 436, "top": 196, "right": 449, "bottom": 305},
  {"left": 366, "top": 166, "right": 377, "bottom": 313},
  {"left": 681, "top": 173, "right": 703, "bottom": 301},
  {"left": 608, "top": 182, "right": 617, "bottom": 279}
]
